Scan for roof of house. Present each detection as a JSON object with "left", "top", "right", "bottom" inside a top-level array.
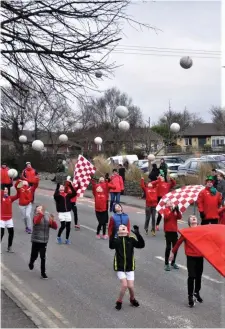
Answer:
[{"left": 182, "top": 123, "right": 225, "bottom": 137}]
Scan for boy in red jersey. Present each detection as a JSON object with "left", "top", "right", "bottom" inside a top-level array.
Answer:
[
  {"left": 161, "top": 200, "right": 182, "bottom": 271},
  {"left": 170, "top": 215, "right": 204, "bottom": 308},
  {"left": 1, "top": 187, "right": 19, "bottom": 252}
]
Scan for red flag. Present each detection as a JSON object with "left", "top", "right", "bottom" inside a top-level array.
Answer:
[{"left": 178, "top": 225, "right": 225, "bottom": 277}]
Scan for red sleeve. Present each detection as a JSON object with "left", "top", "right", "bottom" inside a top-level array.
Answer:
[
  {"left": 49, "top": 219, "right": 58, "bottom": 230},
  {"left": 170, "top": 179, "right": 176, "bottom": 189},
  {"left": 107, "top": 182, "right": 116, "bottom": 190},
  {"left": 176, "top": 211, "right": 182, "bottom": 220},
  {"left": 197, "top": 190, "right": 204, "bottom": 212},
  {"left": 172, "top": 236, "right": 184, "bottom": 254},
  {"left": 108, "top": 217, "right": 114, "bottom": 237},
  {"left": 140, "top": 178, "right": 146, "bottom": 190},
  {"left": 33, "top": 214, "right": 43, "bottom": 224},
  {"left": 218, "top": 206, "right": 225, "bottom": 215},
  {"left": 151, "top": 180, "right": 158, "bottom": 187}
]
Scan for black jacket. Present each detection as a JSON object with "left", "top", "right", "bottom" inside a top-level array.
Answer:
[
  {"left": 54, "top": 183, "right": 76, "bottom": 212},
  {"left": 109, "top": 234, "right": 145, "bottom": 271},
  {"left": 148, "top": 164, "right": 160, "bottom": 181}
]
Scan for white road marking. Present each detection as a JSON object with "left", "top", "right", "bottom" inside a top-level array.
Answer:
[
  {"left": 80, "top": 224, "right": 96, "bottom": 233},
  {"left": 155, "top": 256, "right": 223, "bottom": 284}
]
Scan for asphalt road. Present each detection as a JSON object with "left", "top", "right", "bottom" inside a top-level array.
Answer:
[{"left": 1, "top": 187, "right": 225, "bottom": 328}]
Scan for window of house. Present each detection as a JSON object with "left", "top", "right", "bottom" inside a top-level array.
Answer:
[
  {"left": 184, "top": 138, "right": 192, "bottom": 146},
  {"left": 211, "top": 136, "right": 225, "bottom": 147}
]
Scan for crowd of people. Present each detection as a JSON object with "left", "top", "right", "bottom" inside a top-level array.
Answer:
[{"left": 1, "top": 160, "right": 225, "bottom": 309}]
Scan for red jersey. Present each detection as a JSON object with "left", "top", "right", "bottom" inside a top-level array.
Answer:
[
  {"left": 161, "top": 208, "right": 182, "bottom": 232},
  {"left": 172, "top": 235, "right": 202, "bottom": 257}
]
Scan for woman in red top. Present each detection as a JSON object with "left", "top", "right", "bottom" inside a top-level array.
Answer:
[
  {"left": 170, "top": 215, "right": 204, "bottom": 308},
  {"left": 1, "top": 187, "right": 19, "bottom": 252},
  {"left": 161, "top": 200, "right": 182, "bottom": 271},
  {"left": 0, "top": 163, "right": 12, "bottom": 195}
]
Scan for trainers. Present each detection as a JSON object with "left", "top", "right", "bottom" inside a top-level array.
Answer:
[
  {"left": 115, "top": 301, "right": 122, "bottom": 310},
  {"left": 25, "top": 227, "right": 29, "bottom": 233},
  {"left": 151, "top": 229, "right": 156, "bottom": 236},
  {"left": 65, "top": 239, "right": 71, "bottom": 245},
  {"left": 188, "top": 296, "right": 195, "bottom": 308},
  {"left": 145, "top": 230, "right": 148, "bottom": 235},
  {"left": 41, "top": 273, "right": 48, "bottom": 280},
  {"left": 164, "top": 264, "right": 171, "bottom": 271},
  {"left": 57, "top": 237, "right": 62, "bottom": 244},
  {"left": 194, "top": 293, "right": 203, "bottom": 303},
  {"left": 130, "top": 298, "right": 139, "bottom": 307},
  {"left": 156, "top": 225, "right": 159, "bottom": 231},
  {"left": 7, "top": 247, "right": 14, "bottom": 253},
  {"left": 75, "top": 225, "right": 80, "bottom": 230},
  {"left": 171, "top": 263, "right": 179, "bottom": 270},
  {"left": 96, "top": 234, "right": 101, "bottom": 239},
  {"left": 29, "top": 263, "right": 34, "bottom": 270},
  {"left": 103, "top": 235, "right": 108, "bottom": 240},
  {"left": 27, "top": 228, "right": 32, "bottom": 234}
]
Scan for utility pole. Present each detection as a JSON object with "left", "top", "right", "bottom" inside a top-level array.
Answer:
[{"left": 145, "top": 117, "right": 151, "bottom": 153}]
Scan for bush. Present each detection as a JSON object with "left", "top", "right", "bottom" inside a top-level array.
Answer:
[{"left": 176, "top": 163, "right": 213, "bottom": 187}]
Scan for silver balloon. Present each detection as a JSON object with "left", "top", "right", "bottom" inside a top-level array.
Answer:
[{"left": 180, "top": 56, "right": 193, "bottom": 69}]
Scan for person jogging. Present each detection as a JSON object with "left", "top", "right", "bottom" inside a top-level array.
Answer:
[
  {"left": 197, "top": 175, "right": 222, "bottom": 225},
  {"left": 15, "top": 180, "right": 35, "bottom": 234},
  {"left": 140, "top": 177, "right": 158, "bottom": 236},
  {"left": 109, "top": 224, "right": 145, "bottom": 310},
  {"left": 54, "top": 182, "right": 76, "bottom": 244},
  {"left": 1, "top": 187, "right": 19, "bottom": 253},
  {"left": 161, "top": 200, "right": 182, "bottom": 271},
  {"left": 108, "top": 204, "right": 131, "bottom": 238},
  {"left": 170, "top": 215, "right": 204, "bottom": 308},
  {"left": 29, "top": 205, "right": 57, "bottom": 279}
]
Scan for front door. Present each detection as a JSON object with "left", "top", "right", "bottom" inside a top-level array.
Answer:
[{"left": 198, "top": 138, "right": 207, "bottom": 148}]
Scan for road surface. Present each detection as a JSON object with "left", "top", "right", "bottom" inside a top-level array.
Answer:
[{"left": 1, "top": 187, "right": 224, "bottom": 328}]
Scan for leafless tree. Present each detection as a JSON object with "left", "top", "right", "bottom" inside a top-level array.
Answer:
[
  {"left": 210, "top": 106, "right": 225, "bottom": 133},
  {"left": 1, "top": 0, "right": 153, "bottom": 101}
]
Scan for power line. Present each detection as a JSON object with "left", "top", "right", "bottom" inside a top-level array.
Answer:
[{"left": 112, "top": 50, "right": 220, "bottom": 59}]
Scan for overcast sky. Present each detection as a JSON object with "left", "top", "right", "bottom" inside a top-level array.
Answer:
[{"left": 90, "top": 1, "right": 222, "bottom": 124}]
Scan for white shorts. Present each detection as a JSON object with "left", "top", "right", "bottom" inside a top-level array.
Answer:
[
  {"left": 58, "top": 212, "right": 72, "bottom": 222},
  {"left": 117, "top": 271, "right": 135, "bottom": 281},
  {"left": 0, "top": 219, "right": 14, "bottom": 229}
]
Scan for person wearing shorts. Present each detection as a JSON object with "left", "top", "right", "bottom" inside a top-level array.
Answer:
[
  {"left": 54, "top": 182, "right": 76, "bottom": 244},
  {"left": 109, "top": 224, "right": 145, "bottom": 310},
  {"left": 1, "top": 187, "right": 19, "bottom": 253}
]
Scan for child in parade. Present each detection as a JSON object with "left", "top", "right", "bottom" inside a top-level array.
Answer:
[
  {"left": 29, "top": 205, "right": 57, "bottom": 279},
  {"left": 64, "top": 177, "right": 81, "bottom": 230},
  {"left": 109, "top": 169, "right": 124, "bottom": 212},
  {"left": 108, "top": 203, "right": 131, "bottom": 238},
  {"left": 1, "top": 187, "right": 19, "bottom": 252},
  {"left": 161, "top": 200, "right": 182, "bottom": 271},
  {"left": 92, "top": 181, "right": 109, "bottom": 239},
  {"left": 54, "top": 182, "right": 77, "bottom": 244},
  {"left": 0, "top": 163, "right": 13, "bottom": 195},
  {"left": 140, "top": 177, "right": 158, "bottom": 236},
  {"left": 170, "top": 215, "right": 204, "bottom": 307},
  {"left": 109, "top": 224, "right": 145, "bottom": 310}
]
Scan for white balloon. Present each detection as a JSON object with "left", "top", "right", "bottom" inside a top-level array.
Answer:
[
  {"left": 170, "top": 123, "right": 180, "bottom": 133},
  {"left": 147, "top": 154, "right": 155, "bottom": 161},
  {"left": 8, "top": 169, "right": 18, "bottom": 178},
  {"left": 59, "top": 134, "right": 68, "bottom": 143},
  {"left": 94, "top": 137, "right": 103, "bottom": 145},
  {"left": 118, "top": 121, "right": 130, "bottom": 131},
  {"left": 19, "top": 135, "right": 27, "bottom": 143},
  {"left": 95, "top": 71, "right": 102, "bottom": 78},
  {"left": 32, "top": 140, "right": 44, "bottom": 151},
  {"left": 115, "top": 106, "right": 129, "bottom": 119},
  {"left": 180, "top": 56, "right": 193, "bottom": 69}
]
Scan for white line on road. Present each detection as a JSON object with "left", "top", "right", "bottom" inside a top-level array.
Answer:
[
  {"left": 80, "top": 224, "right": 96, "bottom": 233},
  {"left": 155, "top": 256, "right": 223, "bottom": 284}
]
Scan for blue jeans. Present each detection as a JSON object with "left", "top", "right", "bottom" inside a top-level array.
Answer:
[{"left": 110, "top": 192, "right": 121, "bottom": 211}]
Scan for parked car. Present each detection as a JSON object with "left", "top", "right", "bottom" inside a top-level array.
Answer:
[
  {"left": 200, "top": 154, "right": 225, "bottom": 163},
  {"left": 140, "top": 156, "right": 183, "bottom": 176},
  {"left": 133, "top": 159, "right": 148, "bottom": 168},
  {"left": 107, "top": 155, "right": 138, "bottom": 165},
  {"left": 177, "top": 158, "right": 200, "bottom": 176},
  {"left": 178, "top": 159, "right": 225, "bottom": 177},
  {"left": 159, "top": 156, "right": 185, "bottom": 164}
]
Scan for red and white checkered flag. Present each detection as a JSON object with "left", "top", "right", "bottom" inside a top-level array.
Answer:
[
  {"left": 156, "top": 185, "right": 205, "bottom": 214},
  {"left": 73, "top": 155, "right": 96, "bottom": 198}
]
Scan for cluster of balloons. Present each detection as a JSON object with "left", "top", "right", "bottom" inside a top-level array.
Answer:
[{"left": 18, "top": 134, "right": 69, "bottom": 151}]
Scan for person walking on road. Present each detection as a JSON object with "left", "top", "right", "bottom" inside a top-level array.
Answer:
[
  {"left": 161, "top": 200, "right": 182, "bottom": 271},
  {"left": 108, "top": 204, "right": 131, "bottom": 238},
  {"left": 15, "top": 180, "right": 35, "bottom": 234},
  {"left": 54, "top": 182, "right": 76, "bottom": 244},
  {"left": 197, "top": 176, "right": 222, "bottom": 225},
  {"left": 0, "top": 163, "right": 13, "bottom": 195},
  {"left": 109, "top": 224, "right": 145, "bottom": 310},
  {"left": 1, "top": 187, "right": 19, "bottom": 253},
  {"left": 140, "top": 177, "right": 158, "bottom": 236},
  {"left": 29, "top": 205, "right": 57, "bottom": 279},
  {"left": 170, "top": 215, "right": 204, "bottom": 308},
  {"left": 109, "top": 169, "right": 124, "bottom": 212}
]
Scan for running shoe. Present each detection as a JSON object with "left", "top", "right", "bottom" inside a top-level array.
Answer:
[
  {"left": 130, "top": 298, "right": 139, "bottom": 307},
  {"left": 151, "top": 230, "right": 156, "bottom": 236},
  {"left": 57, "top": 237, "right": 62, "bottom": 244},
  {"left": 75, "top": 225, "right": 80, "bottom": 230},
  {"left": 29, "top": 263, "right": 34, "bottom": 270},
  {"left": 65, "top": 239, "right": 71, "bottom": 245},
  {"left": 188, "top": 296, "right": 195, "bottom": 308},
  {"left": 96, "top": 234, "right": 101, "bottom": 239},
  {"left": 25, "top": 227, "right": 29, "bottom": 233},
  {"left": 27, "top": 228, "right": 32, "bottom": 234},
  {"left": 7, "top": 247, "right": 14, "bottom": 253},
  {"left": 194, "top": 293, "right": 203, "bottom": 303},
  {"left": 171, "top": 263, "right": 179, "bottom": 270},
  {"left": 156, "top": 225, "right": 159, "bottom": 231},
  {"left": 164, "top": 264, "right": 171, "bottom": 271},
  {"left": 103, "top": 235, "right": 108, "bottom": 240},
  {"left": 145, "top": 230, "right": 148, "bottom": 235},
  {"left": 41, "top": 273, "right": 48, "bottom": 280},
  {"left": 115, "top": 301, "right": 122, "bottom": 310}
]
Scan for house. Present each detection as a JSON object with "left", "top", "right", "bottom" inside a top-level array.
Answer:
[
  {"left": 176, "top": 123, "right": 225, "bottom": 151},
  {"left": 1, "top": 129, "right": 83, "bottom": 155}
]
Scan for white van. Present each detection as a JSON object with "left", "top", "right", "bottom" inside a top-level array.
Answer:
[{"left": 107, "top": 155, "right": 138, "bottom": 165}]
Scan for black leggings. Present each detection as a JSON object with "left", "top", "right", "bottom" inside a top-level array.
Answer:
[
  {"left": 1, "top": 227, "right": 14, "bottom": 248},
  {"left": 57, "top": 221, "right": 71, "bottom": 239},
  {"left": 187, "top": 256, "right": 204, "bottom": 296},
  {"left": 71, "top": 203, "right": 78, "bottom": 225},
  {"left": 156, "top": 197, "right": 162, "bottom": 225},
  {"left": 96, "top": 211, "right": 107, "bottom": 235},
  {"left": 165, "top": 232, "right": 178, "bottom": 265},
  {"left": 29, "top": 242, "right": 47, "bottom": 275}
]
